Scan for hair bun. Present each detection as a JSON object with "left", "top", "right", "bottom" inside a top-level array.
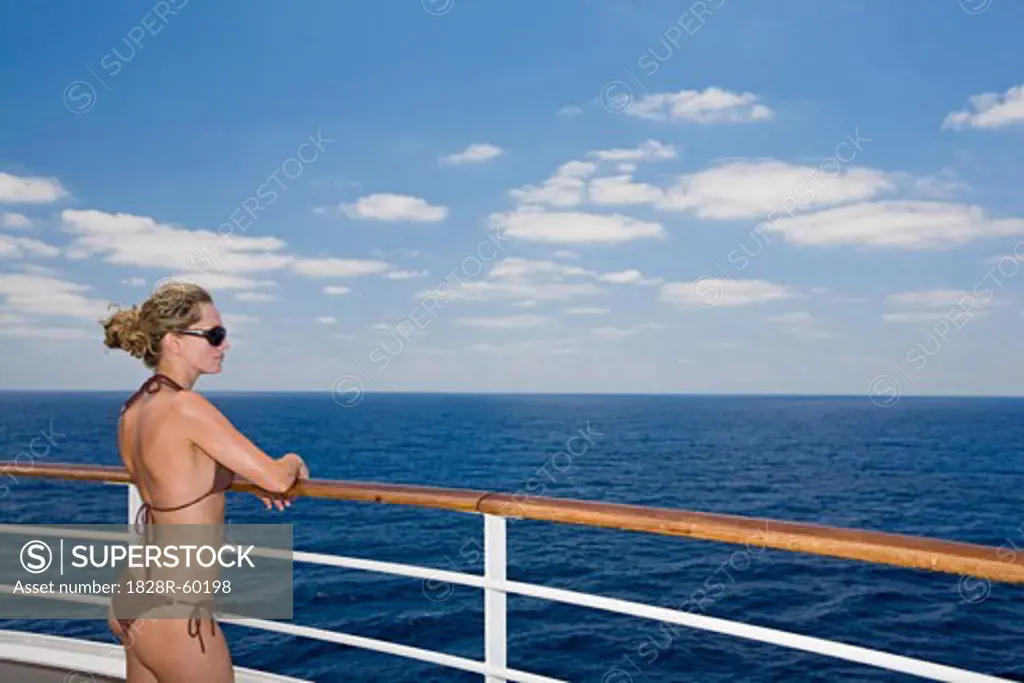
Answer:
[{"left": 101, "top": 305, "right": 151, "bottom": 360}]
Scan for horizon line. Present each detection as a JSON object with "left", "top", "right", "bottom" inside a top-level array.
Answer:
[{"left": 0, "top": 389, "right": 1022, "bottom": 399}]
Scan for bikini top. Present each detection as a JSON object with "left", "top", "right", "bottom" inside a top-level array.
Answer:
[{"left": 122, "top": 373, "right": 235, "bottom": 529}]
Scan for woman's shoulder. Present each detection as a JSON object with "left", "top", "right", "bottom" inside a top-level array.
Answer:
[{"left": 169, "top": 389, "right": 215, "bottom": 416}]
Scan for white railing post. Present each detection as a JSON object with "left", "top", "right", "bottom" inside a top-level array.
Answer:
[
  {"left": 127, "top": 484, "right": 143, "bottom": 526},
  {"left": 484, "top": 514, "right": 507, "bottom": 683}
]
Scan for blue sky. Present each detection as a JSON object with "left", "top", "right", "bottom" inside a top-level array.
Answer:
[{"left": 1, "top": 0, "right": 1023, "bottom": 395}]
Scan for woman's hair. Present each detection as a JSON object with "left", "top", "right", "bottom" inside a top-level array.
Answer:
[{"left": 101, "top": 281, "right": 213, "bottom": 368}]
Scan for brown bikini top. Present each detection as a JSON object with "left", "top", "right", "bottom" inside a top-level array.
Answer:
[{"left": 122, "top": 373, "right": 235, "bottom": 528}]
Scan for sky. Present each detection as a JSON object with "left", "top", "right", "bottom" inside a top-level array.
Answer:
[{"left": 1, "top": 0, "right": 1023, "bottom": 396}]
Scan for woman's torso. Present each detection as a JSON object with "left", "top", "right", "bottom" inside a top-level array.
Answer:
[
  {"left": 120, "top": 377, "right": 228, "bottom": 525},
  {"left": 117, "top": 377, "right": 232, "bottom": 594}
]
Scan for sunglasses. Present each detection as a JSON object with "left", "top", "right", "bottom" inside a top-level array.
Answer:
[{"left": 177, "top": 325, "right": 227, "bottom": 347}]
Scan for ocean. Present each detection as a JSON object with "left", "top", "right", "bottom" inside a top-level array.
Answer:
[{"left": 0, "top": 392, "right": 1022, "bottom": 682}]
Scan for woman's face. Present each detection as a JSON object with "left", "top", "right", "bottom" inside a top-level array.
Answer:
[{"left": 174, "top": 302, "right": 230, "bottom": 374}]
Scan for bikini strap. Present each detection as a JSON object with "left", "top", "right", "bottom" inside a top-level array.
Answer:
[
  {"left": 185, "top": 600, "right": 218, "bottom": 653},
  {"left": 139, "top": 487, "right": 221, "bottom": 519},
  {"left": 122, "top": 373, "right": 186, "bottom": 413}
]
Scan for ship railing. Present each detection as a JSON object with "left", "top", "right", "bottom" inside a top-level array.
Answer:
[{"left": 2, "top": 462, "right": 1022, "bottom": 683}]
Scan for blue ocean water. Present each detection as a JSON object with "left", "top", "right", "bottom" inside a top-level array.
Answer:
[{"left": 0, "top": 392, "right": 1022, "bottom": 682}]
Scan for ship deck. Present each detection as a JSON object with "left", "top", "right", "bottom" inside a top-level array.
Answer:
[
  {"left": 0, "top": 630, "right": 308, "bottom": 683},
  {"left": 0, "top": 659, "right": 119, "bottom": 682}
]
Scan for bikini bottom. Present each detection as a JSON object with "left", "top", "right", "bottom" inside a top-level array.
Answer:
[{"left": 111, "top": 587, "right": 218, "bottom": 654}]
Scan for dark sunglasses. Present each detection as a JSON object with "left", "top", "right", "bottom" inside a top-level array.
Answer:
[{"left": 177, "top": 325, "right": 227, "bottom": 347}]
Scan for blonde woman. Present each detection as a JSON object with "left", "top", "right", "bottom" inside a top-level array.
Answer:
[{"left": 101, "top": 282, "right": 307, "bottom": 682}]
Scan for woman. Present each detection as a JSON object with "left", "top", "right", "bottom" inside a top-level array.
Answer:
[{"left": 101, "top": 281, "right": 308, "bottom": 682}]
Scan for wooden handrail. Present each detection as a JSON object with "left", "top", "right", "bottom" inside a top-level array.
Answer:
[{"left": 11, "top": 462, "right": 1024, "bottom": 585}]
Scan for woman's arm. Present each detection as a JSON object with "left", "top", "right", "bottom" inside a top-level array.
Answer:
[{"left": 176, "top": 392, "right": 306, "bottom": 494}]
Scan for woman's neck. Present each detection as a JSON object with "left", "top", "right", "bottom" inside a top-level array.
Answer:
[{"left": 154, "top": 362, "right": 199, "bottom": 390}]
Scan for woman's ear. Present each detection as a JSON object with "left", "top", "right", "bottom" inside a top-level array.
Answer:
[{"left": 161, "top": 330, "right": 182, "bottom": 358}]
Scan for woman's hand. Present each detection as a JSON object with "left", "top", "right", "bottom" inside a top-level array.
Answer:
[
  {"left": 285, "top": 452, "right": 310, "bottom": 480},
  {"left": 256, "top": 492, "right": 292, "bottom": 511},
  {"left": 256, "top": 453, "right": 308, "bottom": 511}
]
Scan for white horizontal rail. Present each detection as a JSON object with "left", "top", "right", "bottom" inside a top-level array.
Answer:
[
  {"left": 38, "top": 535, "right": 992, "bottom": 683},
  {"left": 0, "top": 523, "right": 135, "bottom": 544},
  {"left": 286, "top": 553, "right": 1014, "bottom": 683},
  {"left": 290, "top": 549, "right": 485, "bottom": 589},
  {"left": 2, "top": 496, "right": 1007, "bottom": 682},
  {"left": 499, "top": 580, "right": 1012, "bottom": 683},
  {"left": 0, "top": 584, "right": 564, "bottom": 683},
  {"left": 221, "top": 616, "right": 565, "bottom": 683}
]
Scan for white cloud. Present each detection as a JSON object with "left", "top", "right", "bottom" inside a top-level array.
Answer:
[
  {"left": 340, "top": 193, "right": 447, "bottom": 222},
  {"left": 587, "top": 140, "right": 677, "bottom": 162},
  {"left": 884, "top": 289, "right": 975, "bottom": 308},
  {"left": 417, "top": 258, "right": 604, "bottom": 303},
  {"left": 597, "top": 269, "right": 655, "bottom": 285},
  {"left": 122, "top": 278, "right": 146, "bottom": 287},
  {"left": 809, "top": 286, "right": 869, "bottom": 304},
  {"left": 322, "top": 285, "right": 352, "bottom": 296},
  {"left": 592, "top": 326, "right": 640, "bottom": 340},
  {"left": 592, "top": 323, "right": 667, "bottom": 340},
  {"left": 457, "top": 314, "right": 549, "bottom": 329},
  {"left": 0, "top": 234, "right": 60, "bottom": 259},
  {"left": 702, "top": 341, "right": 739, "bottom": 350},
  {"left": 565, "top": 307, "right": 608, "bottom": 315},
  {"left": 660, "top": 279, "right": 799, "bottom": 308},
  {"left": 0, "top": 313, "right": 28, "bottom": 325},
  {"left": 552, "top": 250, "right": 579, "bottom": 260},
  {"left": 494, "top": 259, "right": 657, "bottom": 285},
  {"left": 454, "top": 279, "right": 600, "bottom": 301},
  {"left": 490, "top": 207, "right": 664, "bottom": 244},
  {"left": 489, "top": 258, "right": 592, "bottom": 280},
  {"left": 0, "top": 273, "right": 111, "bottom": 320},
  {"left": 174, "top": 272, "right": 279, "bottom": 292},
  {"left": 0, "top": 325, "right": 92, "bottom": 340},
  {"left": 656, "top": 160, "right": 895, "bottom": 219},
  {"left": 16, "top": 264, "right": 59, "bottom": 276},
  {"left": 417, "top": 258, "right": 655, "bottom": 306},
  {"left": 60, "top": 210, "right": 293, "bottom": 285},
  {"left": 513, "top": 300, "right": 538, "bottom": 308},
  {"left": 769, "top": 311, "right": 818, "bottom": 324},
  {"left": 470, "top": 338, "right": 578, "bottom": 355},
  {"left": 627, "top": 88, "right": 774, "bottom": 123},
  {"left": 235, "top": 292, "right": 279, "bottom": 302},
  {"left": 881, "top": 288, "right": 999, "bottom": 324},
  {"left": 766, "top": 200, "right": 1024, "bottom": 249},
  {"left": 942, "top": 85, "right": 1024, "bottom": 130},
  {"left": 315, "top": 316, "right": 337, "bottom": 324},
  {"left": 557, "top": 105, "right": 583, "bottom": 118},
  {"left": 882, "top": 311, "right": 964, "bottom": 324},
  {"left": 370, "top": 247, "right": 422, "bottom": 259},
  {"left": 766, "top": 311, "right": 832, "bottom": 340},
  {"left": 291, "top": 258, "right": 392, "bottom": 278},
  {"left": 0, "top": 172, "right": 68, "bottom": 204},
  {"left": 385, "top": 269, "right": 430, "bottom": 280},
  {"left": 222, "top": 314, "right": 258, "bottom": 327},
  {"left": 589, "top": 175, "right": 665, "bottom": 206},
  {"left": 905, "top": 169, "right": 970, "bottom": 199},
  {"left": 440, "top": 143, "right": 504, "bottom": 166},
  {"left": 1, "top": 212, "right": 33, "bottom": 229},
  {"left": 511, "top": 152, "right": 897, "bottom": 221},
  {"left": 509, "top": 161, "right": 597, "bottom": 208}
]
